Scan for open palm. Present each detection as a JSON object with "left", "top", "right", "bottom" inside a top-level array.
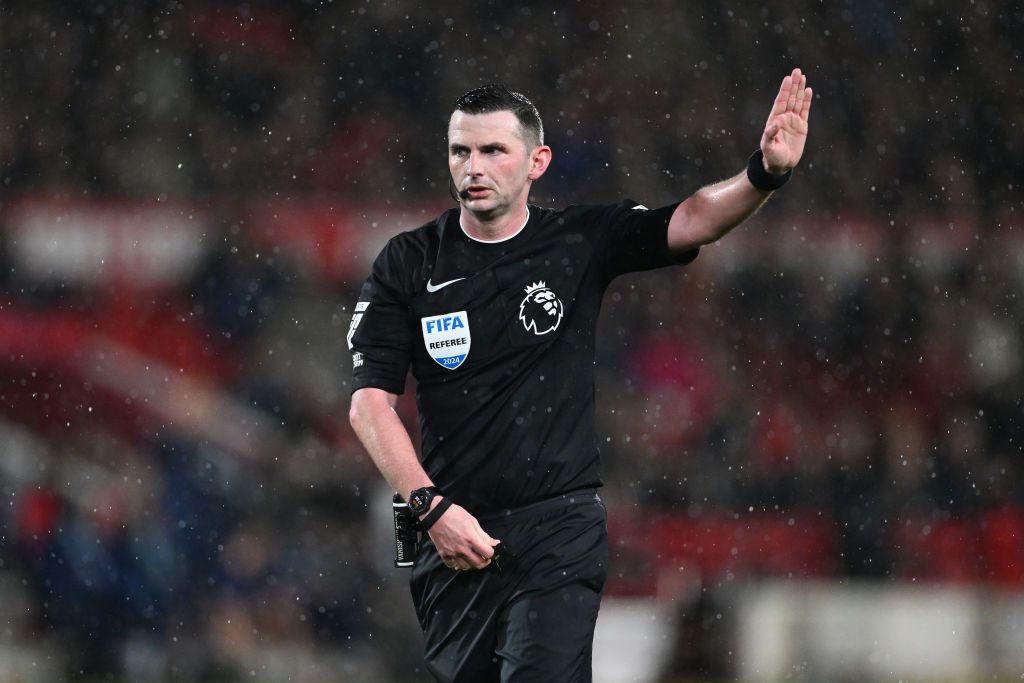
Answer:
[{"left": 761, "top": 68, "right": 812, "bottom": 174}]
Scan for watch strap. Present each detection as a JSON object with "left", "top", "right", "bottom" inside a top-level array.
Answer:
[{"left": 419, "top": 497, "right": 453, "bottom": 531}]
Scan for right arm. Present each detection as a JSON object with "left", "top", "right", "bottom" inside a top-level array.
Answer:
[
  {"left": 349, "top": 234, "right": 498, "bottom": 570},
  {"left": 348, "top": 387, "right": 430, "bottom": 498},
  {"left": 349, "top": 387, "right": 499, "bottom": 570}
]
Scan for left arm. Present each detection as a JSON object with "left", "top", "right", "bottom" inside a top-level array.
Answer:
[{"left": 668, "top": 68, "right": 813, "bottom": 255}]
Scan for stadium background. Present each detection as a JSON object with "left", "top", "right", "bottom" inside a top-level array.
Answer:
[{"left": 1, "top": 1, "right": 1022, "bottom": 681}]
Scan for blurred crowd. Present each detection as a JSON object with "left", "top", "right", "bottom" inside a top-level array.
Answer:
[{"left": 1, "top": 0, "right": 1022, "bottom": 681}]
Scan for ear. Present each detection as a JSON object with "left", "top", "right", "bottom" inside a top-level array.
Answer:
[{"left": 527, "top": 145, "right": 552, "bottom": 181}]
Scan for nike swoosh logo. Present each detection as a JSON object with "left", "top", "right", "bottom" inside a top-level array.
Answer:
[{"left": 426, "top": 277, "right": 467, "bottom": 293}]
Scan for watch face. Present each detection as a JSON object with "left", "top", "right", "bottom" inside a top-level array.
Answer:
[{"left": 410, "top": 490, "right": 430, "bottom": 514}]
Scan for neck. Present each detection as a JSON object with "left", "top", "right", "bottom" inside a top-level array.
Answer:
[{"left": 460, "top": 204, "right": 531, "bottom": 243}]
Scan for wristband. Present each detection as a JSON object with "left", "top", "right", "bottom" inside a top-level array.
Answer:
[
  {"left": 419, "top": 497, "right": 453, "bottom": 531},
  {"left": 747, "top": 149, "right": 792, "bottom": 191}
]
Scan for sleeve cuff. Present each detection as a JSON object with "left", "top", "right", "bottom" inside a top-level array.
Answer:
[{"left": 350, "top": 374, "right": 406, "bottom": 396}]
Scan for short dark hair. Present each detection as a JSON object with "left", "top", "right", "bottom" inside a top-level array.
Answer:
[{"left": 452, "top": 84, "right": 544, "bottom": 147}]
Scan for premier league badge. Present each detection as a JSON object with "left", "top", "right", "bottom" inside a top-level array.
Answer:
[
  {"left": 421, "top": 311, "right": 471, "bottom": 370},
  {"left": 519, "top": 281, "right": 563, "bottom": 335}
]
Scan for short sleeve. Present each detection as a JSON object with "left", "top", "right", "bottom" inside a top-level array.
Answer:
[
  {"left": 348, "top": 238, "right": 414, "bottom": 395},
  {"left": 598, "top": 199, "right": 699, "bottom": 282}
]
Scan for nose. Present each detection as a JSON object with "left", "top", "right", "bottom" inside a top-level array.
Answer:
[{"left": 466, "top": 151, "right": 483, "bottom": 178}]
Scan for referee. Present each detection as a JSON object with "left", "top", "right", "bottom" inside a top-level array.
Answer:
[{"left": 349, "top": 70, "right": 812, "bottom": 683}]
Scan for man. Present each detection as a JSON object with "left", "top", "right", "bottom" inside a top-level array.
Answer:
[{"left": 348, "top": 70, "right": 812, "bottom": 682}]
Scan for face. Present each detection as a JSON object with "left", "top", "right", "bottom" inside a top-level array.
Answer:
[{"left": 448, "top": 110, "right": 550, "bottom": 219}]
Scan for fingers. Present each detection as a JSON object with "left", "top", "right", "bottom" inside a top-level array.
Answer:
[
  {"left": 770, "top": 68, "right": 810, "bottom": 121},
  {"left": 793, "top": 79, "right": 806, "bottom": 114},
  {"left": 429, "top": 505, "right": 500, "bottom": 571},
  {"left": 459, "top": 525, "right": 499, "bottom": 570},
  {"left": 786, "top": 69, "right": 801, "bottom": 112},
  {"left": 768, "top": 73, "right": 793, "bottom": 119},
  {"left": 442, "top": 540, "right": 499, "bottom": 571},
  {"left": 800, "top": 86, "right": 813, "bottom": 120}
]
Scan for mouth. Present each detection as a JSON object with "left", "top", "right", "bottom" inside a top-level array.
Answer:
[{"left": 464, "top": 185, "right": 492, "bottom": 199}]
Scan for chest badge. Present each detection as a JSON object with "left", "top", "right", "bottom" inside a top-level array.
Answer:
[
  {"left": 519, "top": 281, "right": 563, "bottom": 335},
  {"left": 421, "top": 311, "right": 471, "bottom": 370}
]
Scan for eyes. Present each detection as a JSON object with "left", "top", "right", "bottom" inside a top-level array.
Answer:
[{"left": 450, "top": 145, "right": 507, "bottom": 158}]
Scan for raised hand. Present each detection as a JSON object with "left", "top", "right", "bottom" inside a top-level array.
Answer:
[{"left": 761, "top": 68, "right": 812, "bottom": 174}]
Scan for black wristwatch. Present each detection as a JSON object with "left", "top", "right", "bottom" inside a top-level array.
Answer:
[{"left": 408, "top": 486, "right": 441, "bottom": 516}]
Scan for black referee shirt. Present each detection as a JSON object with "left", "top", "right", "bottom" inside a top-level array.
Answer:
[{"left": 349, "top": 200, "right": 698, "bottom": 514}]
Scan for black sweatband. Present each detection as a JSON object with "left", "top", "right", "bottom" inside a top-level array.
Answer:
[
  {"left": 747, "top": 149, "right": 792, "bottom": 191},
  {"left": 419, "top": 497, "right": 453, "bottom": 531}
]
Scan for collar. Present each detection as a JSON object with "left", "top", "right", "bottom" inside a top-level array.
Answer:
[{"left": 459, "top": 207, "right": 531, "bottom": 244}]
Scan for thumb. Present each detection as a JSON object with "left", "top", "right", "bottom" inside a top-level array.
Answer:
[
  {"left": 480, "top": 534, "right": 501, "bottom": 559},
  {"left": 477, "top": 528, "right": 499, "bottom": 545},
  {"left": 473, "top": 519, "right": 500, "bottom": 545},
  {"left": 764, "top": 121, "right": 780, "bottom": 141}
]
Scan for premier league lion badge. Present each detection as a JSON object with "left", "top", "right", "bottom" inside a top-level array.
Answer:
[{"left": 518, "top": 281, "right": 563, "bottom": 335}]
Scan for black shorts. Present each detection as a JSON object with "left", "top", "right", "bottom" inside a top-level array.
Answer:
[{"left": 409, "top": 491, "right": 608, "bottom": 683}]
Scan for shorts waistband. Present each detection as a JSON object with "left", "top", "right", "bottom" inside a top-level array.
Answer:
[{"left": 475, "top": 488, "right": 600, "bottom": 526}]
